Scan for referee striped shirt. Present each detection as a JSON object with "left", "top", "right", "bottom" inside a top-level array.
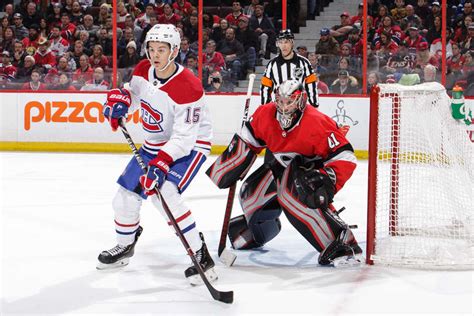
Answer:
[{"left": 260, "top": 52, "right": 319, "bottom": 107}]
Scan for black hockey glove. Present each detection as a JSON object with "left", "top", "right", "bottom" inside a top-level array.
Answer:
[{"left": 294, "top": 169, "right": 335, "bottom": 210}]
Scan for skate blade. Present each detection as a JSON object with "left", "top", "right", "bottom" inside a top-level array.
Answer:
[
  {"left": 332, "top": 254, "right": 364, "bottom": 268},
  {"left": 96, "top": 258, "right": 130, "bottom": 270},
  {"left": 187, "top": 268, "right": 218, "bottom": 286}
]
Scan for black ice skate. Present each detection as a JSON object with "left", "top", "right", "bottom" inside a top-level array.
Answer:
[
  {"left": 184, "top": 232, "right": 218, "bottom": 285},
  {"left": 96, "top": 226, "right": 143, "bottom": 270},
  {"left": 318, "top": 229, "right": 363, "bottom": 268}
]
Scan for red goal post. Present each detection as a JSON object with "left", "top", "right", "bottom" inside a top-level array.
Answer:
[{"left": 366, "top": 83, "right": 473, "bottom": 269}]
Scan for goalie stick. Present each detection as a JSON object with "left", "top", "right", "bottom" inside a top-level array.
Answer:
[
  {"left": 118, "top": 118, "right": 234, "bottom": 304},
  {"left": 218, "top": 73, "right": 256, "bottom": 267}
]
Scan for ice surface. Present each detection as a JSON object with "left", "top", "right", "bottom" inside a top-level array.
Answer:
[{"left": 1, "top": 152, "right": 472, "bottom": 315}]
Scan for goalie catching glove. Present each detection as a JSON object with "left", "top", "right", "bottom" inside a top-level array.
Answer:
[
  {"left": 139, "top": 151, "right": 173, "bottom": 195},
  {"left": 103, "top": 88, "right": 132, "bottom": 131},
  {"left": 292, "top": 156, "right": 335, "bottom": 210}
]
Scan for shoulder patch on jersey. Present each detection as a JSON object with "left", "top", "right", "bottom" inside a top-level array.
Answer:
[
  {"left": 132, "top": 59, "right": 151, "bottom": 80},
  {"left": 160, "top": 68, "right": 204, "bottom": 104}
]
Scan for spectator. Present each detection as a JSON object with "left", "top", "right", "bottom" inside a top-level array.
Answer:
[
  {"left": 332, "top": 11, "right": 353, "bottom": 43},
  {"left": 243, "top": 0, "right": 260, "bottom": 17},
  {"left": 34, "top": 37, "right": 57, "bottom": 71},
  {"left": 0, "top": 51, "right": 17, "bottom": 87},
  {"left": 426, "top": 16, "right": 441, "bottom": 45},
  {"left": 415, "top": 0, "right": 431, "bottom": 27},
  {"left": 453, "top": 15, "right": 473, "bottom": 44},
  {"left": 351, "top": 3, "right": 364, "bottom": 25},
  {"left": 212, "top": 19, "right": 230, "bottom": 44},
  {"left": 249, "top": 4, "right": 276, "bottom": 59},
  {"left": 22, "top": 24, "right": 41, "bottom": 54},
  {"left": 447, "top": 42, "right": 464, "bottom": 75},
  {"left": 296, "top": 45, "right": 308, "bottom": 58},
  {"left": 185, "top": 53, "right": 198, "bottom": 76},
  {"left": 173, "top": 0, "right": 193, "bottom": 18},
  {"left": 424, "top": 1, "right": 441, "bottom": 31},
  {"left": 390, "top": 0, "right": 407, "bottom": 22},
  {"left": 330, "top": 70, "right": 359, "bottom": 94},
  {"left": 11, "top": 40, "right": 27, "bottom": 68},
  {"left": 23, "top": 1, "right": 42, "bottom": 29},
  {"left": 44, "top": 55, "right": 74, "bottom": 86},
  {"left": 135, "top": 3, "right": 155, "bottom": 29},
  {"left": 203, "top": 39, "right": 226, "bottom": 73},
  {"left": 225, "top": 1, "right": 245, "bottom": 27},
  {"left": 374, "top": 15, "right": 403, "bottom": 45},
  {"left": 315, "top": 28, "right": 339, "bottom": 68},
  {"left": 205, "top": 70, "right": 233, "bottom": 92},
  {"left": 76, "top": 14, "right": 99, "bottom": 43},
  {"left": 98, "top": 3, "right": 111, "bottom": 27},
  {"left": 217, "top": 27, "right": 244, "bottom": 83},
  {"left": 367, "top": 71, "right": 381, "bottom": 93},
  {"left": 12, "top": 13, "right": 28, "bottom": 41},
  {"left": 182, "top": 12, "right": 198, "bottom": 43},
  {"left": 89, "top": 44, "right": 109, "bottom": 69},
  {"left": 118, "top": 27, "right": 136, "bottom": 55},
  {"left": 462, "top": 22, "right": 474, "bottom": 51},
  {"left": 55, "top": 73, "right": 76, "bottom": 90},
  {"left": 70, "top": 1, "right": 85, "bottom": 26},
  {"left": 402, "top": 25, "right": 426, "bottom": 49},
  {"left": 47, "top": 2, "right": 63, "bottom": 28},
  {"left": 414, "top": 41, "right": 439, "bottom": 74},
  {"left": 21, "top": 69, "right": 46, "bottom": 90},
  {"left": 60, "top": 13, "right": 77, "bottom": 46},
  {"left": 16, "top": 55, "right": 36, "bottom": 82},
  {"left": 401, "top": 5, "right": 422, "bottom": 30},
  {"left": 308, "top": 52, "right": 327, "bottom": 75},
  {"left": 374, "top": 30, "right": 399, "bottom": 55},
  {"left": 423, "top": 64, "right": 437, "bottom": 82},
  {"left": 2, "top": 26, "right": 17, "bottom": 55},
  {"left": 158, "top": 3, "right": 181, "bottom": 26},
  {"left": 73, "top": 53, "right": 93, "bottom": 86},
  {"left": 49, "top": 25, "right": 70, "bottom": 58},
  {"left": 81, "top": 67, "right": 109, "bottom": 91},
  {"left": 118, "top": 41, "right": 140, "bottom": 69},
  {"left": 344, "top": 27, "right": 363, "bottom": 57},
  {"left": 117, "top": 1, "right": 129, "bottom": 29},
  {"left": 176, "top": 37, "right": 195, "bottom": 66},
  {"left": 373, "top": 4, "right": 389, "bottom": 28},
  {"left": 96, "top": 28, "right": 112, "bottom": 56},
  {"left": 124, "top": 14, "right": 143, "bottom": 47},
  {"left": 235, "top": 15, "right": 257, "bottom": 72}
]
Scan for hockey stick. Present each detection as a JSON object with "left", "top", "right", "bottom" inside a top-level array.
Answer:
[
  {"left": 218, "top": 73, "right": 256, "bottom": 267},
  {"left": 118, "top": 118, "right": 234, "bottom": 304}
]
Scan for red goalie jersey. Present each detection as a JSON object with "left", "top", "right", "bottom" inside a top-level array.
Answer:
[{"left": 240, "top": 102, "right": 357, "bottom": 192}]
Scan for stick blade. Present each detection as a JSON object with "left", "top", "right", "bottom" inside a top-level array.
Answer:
[
  {"left": 219, "top": 248, "right": 237, "bottom": 267},
  {"left": 213, "top": 290, "right": 234, "bottom": 304}
]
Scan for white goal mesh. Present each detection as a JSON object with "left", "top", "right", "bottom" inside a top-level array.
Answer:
[{"left": 367, "top": 82, "right": 474, "bottom": 269}]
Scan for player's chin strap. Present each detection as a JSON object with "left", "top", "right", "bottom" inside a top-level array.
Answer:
[{"left": 117, "top": 118, "right": 234, "bottom": 304}]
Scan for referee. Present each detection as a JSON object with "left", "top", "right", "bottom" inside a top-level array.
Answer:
[{"left": 260, "top": 29, "right": 319, "bottom": 107}]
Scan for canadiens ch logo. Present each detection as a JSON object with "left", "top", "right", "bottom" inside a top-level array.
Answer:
[
  {"left": 331, "top": 100, "right": 359, "bottom": 127},
  {"left": 140, "top": 100, "right": 163, "bottom": 133}
]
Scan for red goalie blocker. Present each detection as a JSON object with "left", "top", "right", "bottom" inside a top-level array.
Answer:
[{"left": 206, "top": 134, "right": 258, "bottom": 189}]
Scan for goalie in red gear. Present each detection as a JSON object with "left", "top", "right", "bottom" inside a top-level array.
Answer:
[{"left": 211, "top": 79, "right": 362, "bottom": 266}]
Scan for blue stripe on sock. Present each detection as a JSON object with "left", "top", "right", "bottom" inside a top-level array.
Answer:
[
  {"left": 181, "top": 222, "right": 196, "bottom": 234},
  {"left": 116, "top": 228, "right": 138, "bottom": 235}
]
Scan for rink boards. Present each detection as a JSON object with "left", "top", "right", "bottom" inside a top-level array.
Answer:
[{"left": 1, "top": 91, "right": 370, "bottom": 157}]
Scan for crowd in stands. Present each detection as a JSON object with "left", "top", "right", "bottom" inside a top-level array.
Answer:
[
  {"left": 0, "top": 0, "right": 467, "bottom": 94},
  {"left": 360, "top": 0, "right": 474, "bottom": 94},
  {"left": 0, "top": 0, "right": 115, "bottom": 91}
]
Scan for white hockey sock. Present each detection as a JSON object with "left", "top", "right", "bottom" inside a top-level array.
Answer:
[{"left": 113, "top": 187, "right": 142, "bottom": 246}]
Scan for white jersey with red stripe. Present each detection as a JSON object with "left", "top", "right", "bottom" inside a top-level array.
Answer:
[{"left": 127, "top": 59, "right": 212, "bottom": 160}]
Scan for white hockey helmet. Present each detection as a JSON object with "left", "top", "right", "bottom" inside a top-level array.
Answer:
[
  {"left": 145, "top": 24, "right": 181, "bottom": 68},
  {"left": 275, "top": 79, "right": 307, "bottom": 129}
]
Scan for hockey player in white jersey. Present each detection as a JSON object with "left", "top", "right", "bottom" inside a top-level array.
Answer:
[{"left": 98, "top": 24, "right": 216, "bottom": 285}]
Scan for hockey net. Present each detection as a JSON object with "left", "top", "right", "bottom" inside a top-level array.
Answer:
[{"left": 366, "top": 82, "right": 474, "bottom": 269}]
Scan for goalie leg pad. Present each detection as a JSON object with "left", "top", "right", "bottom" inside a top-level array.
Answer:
[
  {"left": 206, "top": 133, "right": 257, "bottom": 189},
  {"left": 228, "top": 209, "right": 282, "bottom": 250}
]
